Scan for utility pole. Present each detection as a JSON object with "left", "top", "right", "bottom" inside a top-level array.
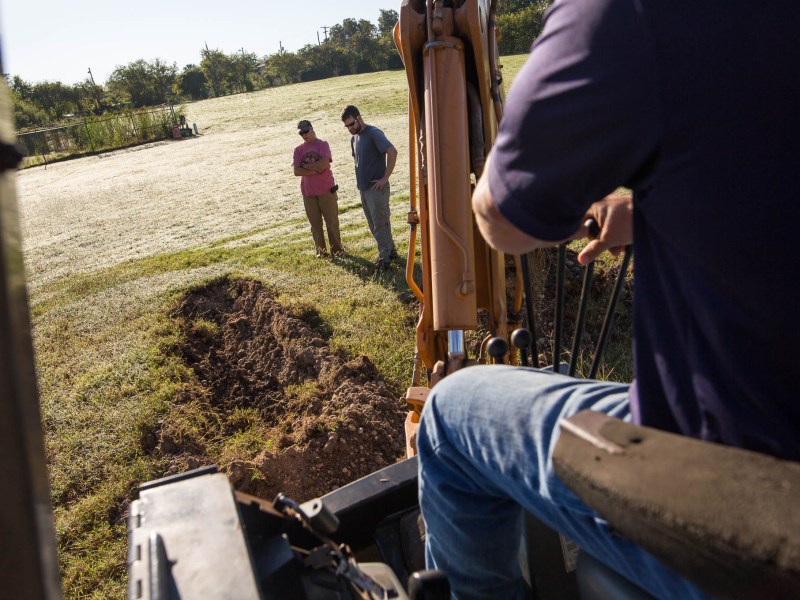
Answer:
[
  {"left": 204, "top": 42, "right": 221, "bottom": 98},
  {"left": 321, "top": 26, "right": 329, "bottom": 42},
  {"left": 87, "top": 67, "right": 102, "bottom": 113}
]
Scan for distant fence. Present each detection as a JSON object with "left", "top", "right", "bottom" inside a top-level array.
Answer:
[{"left": 17, "top": 104, "right": 180, "bottom": 160}]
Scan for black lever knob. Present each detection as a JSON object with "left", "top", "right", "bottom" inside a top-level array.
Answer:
[
  {"left": 487, "top": 337, "right": 509, "bottom": 364},
  {"left": 408, "top": 570, "right": 450, "bottom": 600},
  {"left": 511, "top": 328, "right": 533, "bottom": 367},
  {"left": 511, "top": 328, "right": 532, "bottom": 350},
  {"left": 585, "top": 217, "right": 600, "bottom": 239}
]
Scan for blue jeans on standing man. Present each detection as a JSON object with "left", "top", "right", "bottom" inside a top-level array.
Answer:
[{"left": 417, "top": 365, "right": 710, "bottom": 600}]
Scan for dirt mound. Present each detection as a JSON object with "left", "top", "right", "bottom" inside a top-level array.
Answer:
[{"left": 160, "top": 277, "right": 406, "bottom": 502}]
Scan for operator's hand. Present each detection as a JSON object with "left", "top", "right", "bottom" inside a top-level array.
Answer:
[
  {"left": 576, "top": 194, "right": 633, "bottom": 265},
  {"left": 370, "top": 177, "right": 389, "bottom": 190}
]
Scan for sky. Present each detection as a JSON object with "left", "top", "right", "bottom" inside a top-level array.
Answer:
[{"left": 0, "top": 0, "right": 397, "bottom": 85}]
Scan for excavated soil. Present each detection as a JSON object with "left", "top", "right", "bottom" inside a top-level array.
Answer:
[
  {"left": 159, "top": 276, "right": 406, "bottom": 502},
  {"left": 149, "top": 254, "right": 629, "bottom": 503}
]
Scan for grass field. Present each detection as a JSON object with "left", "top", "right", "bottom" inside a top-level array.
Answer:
[{"left": 15, "top": 54, "right": 631, "bottom": 598}]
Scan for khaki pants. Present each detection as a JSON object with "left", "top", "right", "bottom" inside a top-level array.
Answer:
[{"left": 303, "top": 191, "right": 343, "bottom": 254}]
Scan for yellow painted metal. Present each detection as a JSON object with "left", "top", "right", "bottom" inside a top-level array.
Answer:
[
  {"left": 424, "top": 34, "right": 478, "bottom": 330},
  {"left": 396, "top": 1, "right": 510, "bottom": 455}
]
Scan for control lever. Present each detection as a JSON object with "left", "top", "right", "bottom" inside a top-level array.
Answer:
[
  {"left": 487, "top": 337, "right": 509, "bottom": 364},
  {"left": 585, "top": 217, "right": 600, "bottom": 239},
  {"left": 408, "top": 570, "right": 450, "bottom": 600},
  {"left": 299, "top": 497, "right": 340, "bottom": 536},
  {"left": 565, "top": 218, "right": 602, "bottom": 377},
  {"left": 273, "top": 493, "right": 387, "bottom": 598},
  {"left": 511, "top": 328, "right": 533, "bottom": 367}
]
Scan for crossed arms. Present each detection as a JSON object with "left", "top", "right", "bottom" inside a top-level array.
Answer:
[{"left": 294, "top": 156, "right": 331, "bottom": 177}]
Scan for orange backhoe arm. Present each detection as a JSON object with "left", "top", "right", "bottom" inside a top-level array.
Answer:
[{"left": 394, "top": 0, "right": 520, "bottom": 455}]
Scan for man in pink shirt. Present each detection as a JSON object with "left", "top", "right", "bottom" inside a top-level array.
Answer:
[{"left": 292, "top": 119, "right": 344, "bottom": 258}]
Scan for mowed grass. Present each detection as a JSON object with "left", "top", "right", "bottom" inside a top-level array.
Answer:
[{"left": 19, "top": 54, "right": 630, "bottom": 598}]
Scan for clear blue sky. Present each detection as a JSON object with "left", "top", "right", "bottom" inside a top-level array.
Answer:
[{"left": 0, "top": 0, "right": 397, "bottom": 85}]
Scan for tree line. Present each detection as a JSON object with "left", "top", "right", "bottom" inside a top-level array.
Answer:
[{"left": 8, "top": 3, "right": 552, "bottom": 130}]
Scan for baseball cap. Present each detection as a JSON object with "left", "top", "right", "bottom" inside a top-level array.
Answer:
[{"left": 297, "top": 119, "right": 312, "bottom": 133}]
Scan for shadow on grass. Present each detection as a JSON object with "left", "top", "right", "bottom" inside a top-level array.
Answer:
[{"left": 328, "top": 249, "right": 421, "bottom": 301}]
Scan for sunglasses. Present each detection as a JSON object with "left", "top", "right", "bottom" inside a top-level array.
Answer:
[
  {"left": 343, "top": 119, "right": 358, "bottom": 129},
  {"left": 299, "top": 128, "right": 310, "bottom": 135}
]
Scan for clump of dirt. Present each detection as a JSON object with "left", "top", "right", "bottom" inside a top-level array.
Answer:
[{"left": 157, "top": 276, "right": 406, "bottom": 502}]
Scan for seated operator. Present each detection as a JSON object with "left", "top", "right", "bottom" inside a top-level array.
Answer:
[{"left": 416, "top": 1, "right": 800, "bottom": 599}]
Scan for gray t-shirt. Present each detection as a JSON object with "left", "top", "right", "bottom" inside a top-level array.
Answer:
[{"left": 350, "top": 124, "right": 392, "bottom": 191}]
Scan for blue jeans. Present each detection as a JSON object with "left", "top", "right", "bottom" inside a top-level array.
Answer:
[{"left": 417, "top": 366, "right": 710, "bottom": 600}]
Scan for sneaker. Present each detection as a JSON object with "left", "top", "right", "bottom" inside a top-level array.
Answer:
[
  {"left": 316, "top": 250, "right": 329, "bottom": 259},
  {"left": 389, "top": 248, "right": 399, "bottom": 260},
  {"left": 375, "top": 258, "right": 391, "bottom": 270},
  {"left": 332, "top": 249, "right": 345, "bottom": 257}
]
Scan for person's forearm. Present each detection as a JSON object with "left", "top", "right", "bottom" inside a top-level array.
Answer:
[
  {"left": 472, "top": 161, "right": 632, "bottom": 259},
  {"left": 384, "top": 147, "right": 398, "bottom": 179},
  {"left": 471, "top": 154, "right": 569, "bottom": 254},
  {"left": 473, "top": 181, "right": 559, "bottom": 254},
  {"left": 305, "top": 157, "right": 331, "bottom": 173}
]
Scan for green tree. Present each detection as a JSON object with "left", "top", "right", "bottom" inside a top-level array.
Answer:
[
  {"left": 5, "top": 74, "right": 89, "bottom": 127},
  {"left": 107, "top": 59, "right": 177, "bottom": 107},
  {"left": 496, "top": 1, "right": 553, "bottom": 55},
  {"left": 150, "top": 59, "right": 178, "bottom": 103},
  {"left": 8, "top": 75, "right": 33, "bottom": 103},
  {"left": 378, "top": 9, "right": 399, "bottom": 37},
  {"left": 328, "top": 18, "right": 382, "bottom": 74},
  {"left": 377, "top": 9, "right": 403, "bottom": 70},
  {"left": 71, "top": 83, "right": 95, "bottom": 115},
  {"left": 229, "top": 51, "right": 260, "bottom": 93},
  {"left": 175, "top": 65, "right": 209, "bottom": 101},
  {"left": 200, "top": 47, "right": 232, "bottom": 97},
  {"left": 73, "top": 78, "right": 105, "bottom": 114},
  {"left": 297, "top": 44, "right": 349, "bottom": 81},
  {"left": 10, "top": 90, "right": 49, "bottom": 128},
  {"left": 27, "top": 81, "right": 81, "bottom": 119},
  {"left": 263, "top": 50, "right": 304, "bottom": 85},
  {"left": 496, "top": 0, "right": 549, "bottom": 16}
]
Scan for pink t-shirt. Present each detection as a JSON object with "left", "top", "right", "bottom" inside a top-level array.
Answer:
[{"left": 293, "top": 139, "right": 336, "bottom": 197}]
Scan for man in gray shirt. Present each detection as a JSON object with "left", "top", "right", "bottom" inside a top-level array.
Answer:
[{"left": 341, "top": 105, "right": 398, "bottom": 270}]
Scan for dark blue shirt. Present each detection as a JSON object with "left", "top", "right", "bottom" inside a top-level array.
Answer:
[{"left": 489, "top": 0, "right": 800, "bottom": 460}]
